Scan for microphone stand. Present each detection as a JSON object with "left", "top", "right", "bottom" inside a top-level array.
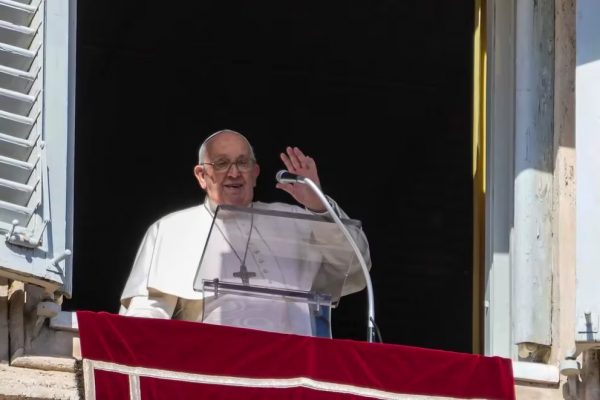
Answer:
[{"left": 294, "top": 177, "right": 376, "bottom": 343}]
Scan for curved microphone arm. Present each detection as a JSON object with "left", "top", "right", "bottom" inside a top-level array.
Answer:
[{"left": 276, "top": 170, "right": 376, "bottom": 342}]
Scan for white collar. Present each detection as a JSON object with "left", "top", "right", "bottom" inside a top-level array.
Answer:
[{"left": 203, "top": 198, "right": 255, "bottom": 215}]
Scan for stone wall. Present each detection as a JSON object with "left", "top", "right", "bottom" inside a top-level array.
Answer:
[{"left": 0, "top": 280, "right": 81, "bottom": 399}]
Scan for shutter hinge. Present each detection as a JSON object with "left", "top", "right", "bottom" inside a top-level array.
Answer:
[{"left": 5, "top": 218, "right": 49, "bottom": 249}]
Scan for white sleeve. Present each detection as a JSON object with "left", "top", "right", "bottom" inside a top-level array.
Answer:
[
  {"left": 307, "top": 197, "right": 372, "bottom": 296},
  {"left": 120, "top": 223, "right": 159, "bottom": 303},
  {"left": 120, "top": 292, "right": 178, "bottom": 319}
]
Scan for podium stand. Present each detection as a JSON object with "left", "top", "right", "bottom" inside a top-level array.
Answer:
[{"left": 192, "top": 204, "right": 366, "bottom": 338}]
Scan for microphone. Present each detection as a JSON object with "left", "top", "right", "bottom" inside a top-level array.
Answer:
[
  {"left": 275, "top": 168, "right": 377, "bottom": 342},
  {"left": 276, "top": 170, "right": 306, "bottom": 184}
]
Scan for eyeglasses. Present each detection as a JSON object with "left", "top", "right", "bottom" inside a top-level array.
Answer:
[{"left": 201, "top": 158, "right": 255, "bottom": 172}]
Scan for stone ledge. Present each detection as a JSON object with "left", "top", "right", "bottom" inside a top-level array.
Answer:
[
  {"left": 0, "top": 364, "right": 81, "bottom": 400},
  {"left": 10, "top": 356, "right": 78, "bottom": 373}
]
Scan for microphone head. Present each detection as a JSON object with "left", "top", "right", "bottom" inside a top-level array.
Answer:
[
  {"left": 276, "top": 170, "right": 288, "bottom": 182},
  {"left": 276, "top": 170, "right": 305, "bottom": 184}
]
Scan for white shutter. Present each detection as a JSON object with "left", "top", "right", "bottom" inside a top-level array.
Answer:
[{"left": 0, "top": 0, "right": 75, "bottom": 296}]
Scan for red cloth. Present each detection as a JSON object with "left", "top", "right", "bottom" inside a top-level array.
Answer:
[{"left": 77, "top": 311, "right": 515, "bottom": 399}]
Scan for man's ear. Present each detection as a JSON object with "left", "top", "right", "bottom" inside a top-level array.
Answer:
[
  {"left": 252, "top": 163, "right": 260, "bottom": 187},
  {"left": 193, "top": 165, "right": 207, "bottom": 189}
]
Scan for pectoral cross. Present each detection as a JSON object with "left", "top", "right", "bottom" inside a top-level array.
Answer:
[{"left": 233, "top": 264, "right": 256, "bottom": 285}]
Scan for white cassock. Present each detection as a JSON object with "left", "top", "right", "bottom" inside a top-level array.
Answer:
[{"left": 120, "top": 199, "right": 371, "bottom": 336}]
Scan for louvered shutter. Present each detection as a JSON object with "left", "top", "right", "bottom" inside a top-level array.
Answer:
[{"left": 0, "top": 0, "right": 75, "bottom": 296}]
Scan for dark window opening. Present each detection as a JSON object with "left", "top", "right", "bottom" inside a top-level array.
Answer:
[{"left": 66, "top": 0, "right": 474, "bottom": 352}]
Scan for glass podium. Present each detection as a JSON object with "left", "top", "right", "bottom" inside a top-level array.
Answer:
[{"left": 193, "top": 204, "right": 365, "bottom": 338}]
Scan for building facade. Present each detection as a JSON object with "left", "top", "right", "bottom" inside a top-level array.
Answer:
[{"left": 0, "top": 0, "right": 598, "bottom": 398}]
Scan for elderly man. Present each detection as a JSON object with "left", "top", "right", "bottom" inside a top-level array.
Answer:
[{"left": 119, "top": 129, "right": 370, "bottom": 336}]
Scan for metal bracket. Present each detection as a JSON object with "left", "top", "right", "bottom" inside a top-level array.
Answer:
[
  {"left": 576, "top": 311, "right": 599, "bottom": 344},
  {"left": 578, "top": 312, "right": 598, "bottom": 333},
  {"left": 46, "top": 249, "right": 72, "bottom": 277},
  {"left": 212, "top": 278, "right": 220, "bottom": 299},
  {"left": 5, "top": 218, "right": 49, "bottom": 249},
  {"left": 315, "top": 293, "right": 321, "bottom": 314}
]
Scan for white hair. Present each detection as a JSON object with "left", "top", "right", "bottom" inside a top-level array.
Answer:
[{"left": 198, "top": 129, "right": 256, "bottom": 164}]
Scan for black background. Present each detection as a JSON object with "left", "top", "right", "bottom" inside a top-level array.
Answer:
[{"left": 66, "top": 0, "right": 474, "bottom": 352}]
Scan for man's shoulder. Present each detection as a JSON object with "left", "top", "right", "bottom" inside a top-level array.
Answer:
[{"left": 153, "top": 204, "right": 207, "bottom": 227}]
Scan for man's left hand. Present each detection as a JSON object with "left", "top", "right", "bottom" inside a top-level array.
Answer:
[{"left": 276, "top": 146, "right": 326, "bottom": 212}]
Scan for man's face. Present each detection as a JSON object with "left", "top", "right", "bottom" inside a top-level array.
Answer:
[{"left": 194, "top": 132, "right": 260, "bottom": 207}]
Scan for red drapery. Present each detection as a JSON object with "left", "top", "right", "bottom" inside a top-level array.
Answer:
[{"left": 77, "top": 311, "right": 515, "bottom": 399}]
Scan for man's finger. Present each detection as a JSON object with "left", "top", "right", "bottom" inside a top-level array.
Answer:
[
  {"left": 306, "top": 156, "right": 316, "bottom": 169},
  {"left": 286, "top": 146, "right": 302, "bottom": 171},
  {"left": 280, "top": 152, "right": 294, "bottom": 172},
  {"left": 294, "top": 147, "right": 307, "bottom": 159},
  {"left": 293, "top": 147, "right": 311, "bottom": 169}
]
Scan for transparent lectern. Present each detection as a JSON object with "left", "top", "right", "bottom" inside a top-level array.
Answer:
[{"left": 192, "top": 204, "right": 365, "bottom": 338}]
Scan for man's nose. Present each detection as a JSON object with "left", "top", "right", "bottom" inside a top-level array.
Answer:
[{"left": 227, "top": 162, "right": 241, "bottom": 177}]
